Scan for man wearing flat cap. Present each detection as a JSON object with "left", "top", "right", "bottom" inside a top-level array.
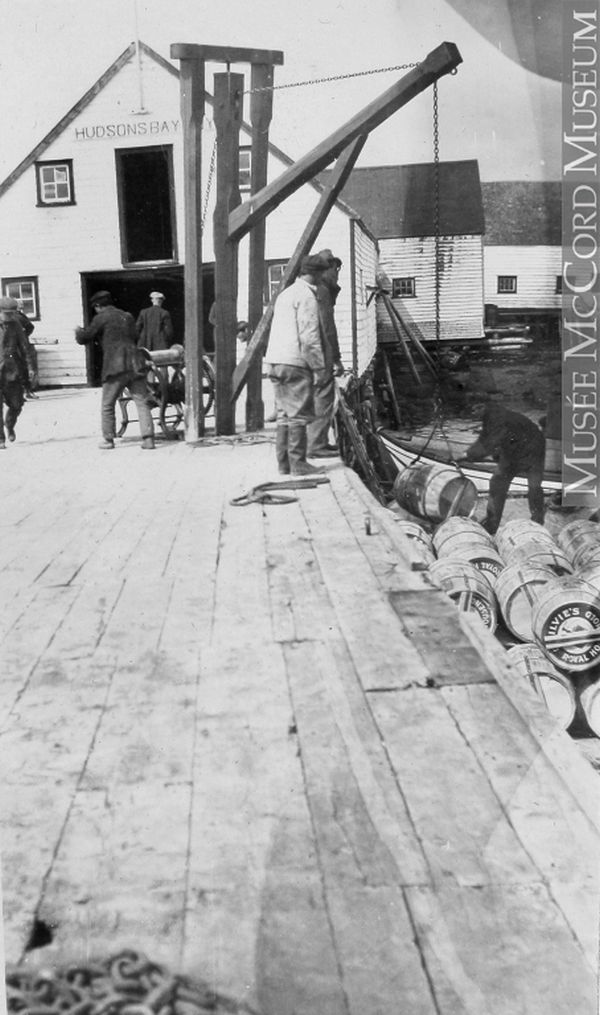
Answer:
[
  {"left": 136, "top": 291, "right": 174, "bottom": 352},
  {"left": 307, "top": 248, "right": 344, "bottom": 458},
  {"left": 0, "top": 297, "right": 36, "bottom": 448},
  {"left": 265, "top": 253, "right": 329, "bottom": 476},
  {"left": 75, "top": 291, "right": 155, "bottom": 450}
]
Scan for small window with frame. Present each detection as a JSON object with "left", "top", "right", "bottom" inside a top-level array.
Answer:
[
  {"left": 2, "top": 277, "right": 40, "bottom": 319},
  {"left": 239, "top": 147, "right": 252, "bottom": 193},
  {"left": 265, "top": 261, "right": 287, "bottom": 302},
  {"left": 555, "top": 274, "right": 562, "bottom": 294},
  {"left": 391, "top": 277, "right": 416, "bottom": 298},
  {"left": 35, "top": 160, "right": 75, "bottom": 206},
  {"left": 497, "top": 275, "right": 517, "bottom": 294}
]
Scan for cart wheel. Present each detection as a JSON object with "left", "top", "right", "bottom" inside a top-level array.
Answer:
[
  {"left": 202, "top": 356, "right": 215, "bottom": 415},
  {"left": 117, "top": 394, "right": 131, "bottom": 437}
]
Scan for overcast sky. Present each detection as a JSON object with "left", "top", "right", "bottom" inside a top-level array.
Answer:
[{"left": 0, "top": 0, "right": 562, "bottom": 182}]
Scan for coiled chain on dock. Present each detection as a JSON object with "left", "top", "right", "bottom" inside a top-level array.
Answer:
[{"left": 6, "top": 949, "right": 258, "bottom": 1015}]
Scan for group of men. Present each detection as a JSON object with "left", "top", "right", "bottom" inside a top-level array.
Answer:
[{"left": 0, "top": 265, "right": 546, "bottom": 532}]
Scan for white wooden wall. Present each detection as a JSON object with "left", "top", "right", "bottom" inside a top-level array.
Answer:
[
  {"left": 0, "top": 49, "right": 377, "bottom": 386},
  {"left": 351, "top": 220, "right": 378, "bottom": 376},
  {"left": 376, "top": 234, "right": 484, "bottom": 343},
  {"left": 483, "top": 245, "right": 562, "bottom": 310}
]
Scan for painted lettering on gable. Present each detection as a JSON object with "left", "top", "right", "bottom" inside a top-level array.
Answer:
[{"left": 74, "top": 120, "right": 180, "bottom": 140}]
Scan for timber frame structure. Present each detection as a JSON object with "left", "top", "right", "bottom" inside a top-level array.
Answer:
[{"left": 170, "top": 41, "right": 462, "bottom": 439}]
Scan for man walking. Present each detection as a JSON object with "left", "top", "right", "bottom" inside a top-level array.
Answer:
[
  {"left": 265, "top": 253, "right": 329, "bottom": 476},
  {"left": 136, "top": 291, "right": 174, "bottom": 352},
  {"left": 463, "top": 401, "right": 546, "bottom": 533},
  {"left": 15, "top": 299, "right": 39, "bottom": 398},
  {"left": 0, "top": 297, "right": 36, "bottom": 448},
  {"left": 76, "top": 291, "right": 155, "bottom": 450},
  {"left": 307, "top": 248, "right": 344, "bottom": 458}
]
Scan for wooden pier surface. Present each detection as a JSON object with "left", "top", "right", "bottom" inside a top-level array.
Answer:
[{"left": 1, "top": 389, "right": 599, "bottom": 1014}]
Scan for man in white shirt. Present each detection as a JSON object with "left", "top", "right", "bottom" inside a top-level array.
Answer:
[{"left": 265, "top": 253, "right": 329, "bottom": 476}]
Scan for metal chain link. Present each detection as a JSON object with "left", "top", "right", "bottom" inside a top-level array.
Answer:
[
  {"left": 245, "top": 62, "right": 420, "bottom": 95},
  {"left": 433, "top": 81, "right": 441, "bottom": 349},
  {"left": 202, "top": 137, "right": 218, "bottom": 228}
]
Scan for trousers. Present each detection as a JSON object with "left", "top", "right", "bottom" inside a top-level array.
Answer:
[
  {"left": 101, "top": 372, "right": 154, "bottom": 441},
  {"left": 307, "top": 368, "right": 335, "bottom": 452},
  {"left": 0, "top": 379, "right": 24, "bottom": 440}
]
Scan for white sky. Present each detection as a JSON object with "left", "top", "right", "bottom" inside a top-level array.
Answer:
[{"left": 0, "top": 0, "right": 561, "bottom": 181}]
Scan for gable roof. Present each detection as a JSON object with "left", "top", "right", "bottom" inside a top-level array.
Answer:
[
  {"left": 481, "top": 181, "right": 561, "bottom": 245},
  {"left": 319, "top": 160, "right": 484, "bottom": 238},
  {"left": 0, "top": 40, "right": 363, "bottom": 227}
]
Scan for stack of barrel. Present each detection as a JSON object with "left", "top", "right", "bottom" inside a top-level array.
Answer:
[{"left": 395, "top": 515, "right": 600, "bottom": 733}]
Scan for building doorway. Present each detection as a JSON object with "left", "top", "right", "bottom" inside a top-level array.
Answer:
[
  {"left": 80, "top": 266, "right": 215, "bottom": 385},
  {"left": 115, "top": 146, "right": 177, "bottom": 264}
]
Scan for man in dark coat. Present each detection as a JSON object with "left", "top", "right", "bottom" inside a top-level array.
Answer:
[
  {"left": 15, "top": 299, "right": 39, "bottom": 398},
  {"left": 136, "top": 291, "right": 174, "bottom": 352},
  {"left": 0, "top": 297, "right": 36, "bottom": 448},
  {"left": 464, "top": 402, "right": 546, "bottom": 533},
  {"left": 307, "top": 248, "right": 344, "bottom": 458},
  {"left": 76, "top": 291, "right": 155, "bottom": 450}
]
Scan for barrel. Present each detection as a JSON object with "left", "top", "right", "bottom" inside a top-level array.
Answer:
[
  {"left": 578, "top": 677, "right": 600, "bottom": 737},
  {"left": 501, "top": 540, "right": 573, "bottom": 576},
  {"left": 149, "top": 343, "right": 185, "bottom": 366},
  {"left": 557, "top": 518, "right": 600, "bottom": 556},
  {"left": 532, "top": 577, "right": 600, "bottom": 673},
  {"left": 432, "top": 517, "right": 495, "bottom": 556},
  {"left": 442, "top": 546, "right": 505, "bottom": 585},
  {"left": 494, "top": 563, "right": 559, "bottom": 642},
  {"left": 506, "top": 644, "right": 576, "bottom": 729},
  {"left": 558, "top": 524, "right": 600, "bottom": 569},
  {"left": 577, "top": 560, "right": 600, "bottom": 591},
  {"left": 428, "top": 559, "right": 497, "bottom": 630},
  {"left": 394, "top": 521, "right": 436, "bottom": 567},
  {"left": 495, "top": 519, "right": 556, "bottom": 561},
  {"left": 393, "top": 463, "right": 478, "bottom": 523}
]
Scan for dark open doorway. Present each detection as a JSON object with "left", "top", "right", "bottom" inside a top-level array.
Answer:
[
  {"left": 80, "top": 266, "right": 215, "bottom": 385},
  {"left": 116, "top": 146, "right": 177, "bottom": 264}
]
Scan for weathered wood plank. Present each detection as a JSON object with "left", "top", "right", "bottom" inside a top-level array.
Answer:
[
  {"left": 405, "top": 883, "right": 597, "bottom": 1014},
  {"left": 370, "top": 687, "right": 540, "bottom": 886},
  {"left": 441, "top": 682, "right": 600, "bottom": 965},
  {"left": 283, "top": 640, "right": 438, "bottom": 1014},
  {"left": 389, "top": 589, "right": 497, "bottom": 686},
  {"left": 299, "top": 482, "right": 432, "bottom": 689}
]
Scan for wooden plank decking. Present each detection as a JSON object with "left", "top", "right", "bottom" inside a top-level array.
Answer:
[{"left": 0, "top": 389, "right": 599, "bottom": 1014}]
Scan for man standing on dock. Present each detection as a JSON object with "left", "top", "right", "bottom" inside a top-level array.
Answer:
[
  {"left": 462, "top": 401, "right": 546, "bottom": 534},
  {"left": 307, "top": 248, "right": 344, "bottom": 458},
  {"left": 266, "top": 253, "right": 329, "bottom": 476}
]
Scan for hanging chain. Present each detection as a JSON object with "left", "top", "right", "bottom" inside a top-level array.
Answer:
[
  {"left": 202, "top": 137, "right": 217, "bottom": 228},
  {"left": 433, "top": 81, "right": 441, "bottom": 350},
  {"left": 245, "top": 62, "right": 419, "bottom": 95}
]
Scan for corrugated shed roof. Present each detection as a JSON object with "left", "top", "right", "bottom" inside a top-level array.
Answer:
[
  {"left": 319, "top": 160, "right": 484, "bottom": 238},
  {"left": 481, "top": 181, "right": 561, "bottom": 244}
]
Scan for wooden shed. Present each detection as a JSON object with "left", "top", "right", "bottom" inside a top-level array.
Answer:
[
  {"left": 0, "top": 41, "right": 378, "bottom": 387},
  {"left": 322, "top": 159, "right": 485, "bottom": 345},
  {"left": 482, "top": 181, "right": 561, "bottom": 341}
]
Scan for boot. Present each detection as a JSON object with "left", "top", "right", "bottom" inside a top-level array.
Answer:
[
  {"left": 288, "top": 423, "right": 322, "bottom": 476},
  {"left": 275, "top": 424, "right": 290, "bottom": 475}
]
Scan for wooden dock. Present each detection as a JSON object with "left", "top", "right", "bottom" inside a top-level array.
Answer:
[{"left": 1, "top": 389, "right": 599, "bottom": 1014}]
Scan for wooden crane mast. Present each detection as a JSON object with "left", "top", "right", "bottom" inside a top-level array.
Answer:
[{"left": 170, "top": 41, "right": 462, "bottom": 439}]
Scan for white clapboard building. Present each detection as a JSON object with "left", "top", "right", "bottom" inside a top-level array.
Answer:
[
  {"left": 322, "top": 160, "right": 486, "bottom": 344},
  {"left": 0, "top": 41, "right": 378, "bottom": 386},
  {"left": 481, "top": 181, "right": 561, "bottom": 341}
]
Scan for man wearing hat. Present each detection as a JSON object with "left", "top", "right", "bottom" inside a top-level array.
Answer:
[
  {"left": 307, "top": 248, "right": 344, "bottom": 458},
  {"left": 265, "top": 253, "right": 329, "bottom": 476},
  {"left": 136, "top": 291, "right": 174, "bottom": 352},
  {"left": 0, "top": 297, "right": 36, "bottom": 448},
  {"left": 75, "top": 291, "right": 155, "bottom": 450}
]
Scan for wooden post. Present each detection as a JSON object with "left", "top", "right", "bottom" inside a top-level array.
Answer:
[
  {"left": 245, "top": 62, "right": 274, "bottom": 432},
  {"left": 213, "top": 72, "right": 243, "bottom": 435},
  {"left": 178, "top": 57, "right": 206, "bottom": 442}
]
